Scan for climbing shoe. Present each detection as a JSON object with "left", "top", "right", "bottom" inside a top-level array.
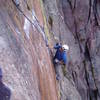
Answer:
[{"left": 56, "top": 74, "right": 60, "bottom": 81}]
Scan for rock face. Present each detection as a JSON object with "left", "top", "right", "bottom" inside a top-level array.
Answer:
[
  {"left": 43, "top": 0, "right": 100, "bottom": 100},
  {"left": 0, "top": 0, "right": 58, "bottom": 100},
  {"left": 0, "top": 0, "right": 100, "bottom": 100},
  {"left": 54, "top": 64, "right": 81, "bottom": 100}
]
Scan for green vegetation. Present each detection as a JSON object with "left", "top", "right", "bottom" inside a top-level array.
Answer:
[{"left": 39, "top": 0, "right": 51, "bottom": 43}]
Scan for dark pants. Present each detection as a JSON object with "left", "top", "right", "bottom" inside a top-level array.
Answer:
[{"left": 53, "top": 58, "right": 67, "bottom": 80}]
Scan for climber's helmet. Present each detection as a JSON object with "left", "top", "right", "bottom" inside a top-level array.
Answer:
[{"left": 62, "top": 44, "right": 69, "bottom": 51}]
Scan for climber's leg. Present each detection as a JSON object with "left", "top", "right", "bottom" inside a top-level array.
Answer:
[
  {"left": 55, "top": 64, "right": 61, "bottom": 80},
  {"left": 62, "top": 64, "right": 67, "bottom": 76}
]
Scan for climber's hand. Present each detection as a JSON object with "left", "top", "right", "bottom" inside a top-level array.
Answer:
[
  {"left": 55, "top": 59, "right": 59, "bottom": 63},
  {"left": 55, "top": 60, "right": 63, "bottom": 65},
  {"left": 59, "top": 60, "right": 65, "bottom": 65}
]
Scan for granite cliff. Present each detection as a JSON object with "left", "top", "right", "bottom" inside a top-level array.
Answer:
[{"left": 0, "top": 0, "right": 100, "bottom": 100}]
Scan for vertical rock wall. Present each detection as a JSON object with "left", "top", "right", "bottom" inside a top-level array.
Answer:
[
  {"left": 43, "top": 0, "right": 100, "bottom": 100},
  {"left": 0, "top": 0, "right": 58, "bottom": 100},
  {"left": 0, "top": 0, "right": 100, "bottom": 100}
]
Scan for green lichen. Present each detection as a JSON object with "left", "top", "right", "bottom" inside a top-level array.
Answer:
[{"left": 39, "top": 0, "right": 51, "bottom": 43}]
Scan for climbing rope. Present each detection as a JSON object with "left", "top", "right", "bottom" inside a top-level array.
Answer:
[{"left": 12, "top": 0, "right": 48, "bottom": 46}]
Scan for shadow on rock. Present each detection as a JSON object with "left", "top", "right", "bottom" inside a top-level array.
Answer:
[{"left": 0, "top": 68, "right": 11, "bottom": 100}]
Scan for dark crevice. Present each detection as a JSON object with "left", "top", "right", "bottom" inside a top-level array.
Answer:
[
  {"left": 93, "top": 0, "right": 99, "bottom": 26},
  {"left": 72, "top": 71, "right": 77, "bottom": 83},
  {"left": 42, "top": 0, "right": 45, "bottom": 3},
  {"left": 83, "top": 60, "right": 93, "bottom": 100},
  {"left": 78, "top": 0, "right": 92, "bottom": 33},
  {"left": 85, "top": 39, "right": 95, "bottom": 82},
  {"left": 87, "top": 0, "right": 92, "bottom": 25},
  {"left": 67, "top": 0, "right": 76, "bottom": 12},
  {"left": 63, "top": 0, "right": 83, "bottom": 53},
  {"left": 77, "top": 0, "right": 93, "bottom": 34},
  {"left": 83, "top": 60, "right": 90, "bottom": 87},
  {"left": 96, "top": 1, "right": 100, "bottom": 22},
  {"left": 67, "top": 0, "right": 73, "bottom": 10},
  {"left": 73, "top": 0, "right": 76, "bottom": 10},
  {"left": 24, "top": 0, "right": 31, "bottom": 10},
  {"left": 84, "top": 40, "right": 91, "bottom": 61},
  {"left": 62, "top": 0, "right": 76, "bottom": 39},
  {"left": 84, "top": 39, "right": 99, "bottom": 100},
  {"left": 48, "top": 16, "right": 53, "bottom": 30},
  {"left": 74, "top": 20, "right": 83, "bottom": 53},
  {"left": 94, "top": 89, "right": 98, "bottom": 100},
  {"left": 83, "top": 60, "right": 99, "bottom": 100},
  {"left": 67, "top": 0, "right": 83, "bottom": 53}
]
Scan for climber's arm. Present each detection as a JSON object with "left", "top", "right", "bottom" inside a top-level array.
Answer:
[
  {"left": 54, "top": 44, "right": 61, "bottom": 49},
  {"left": 61, "top": 53, "right": 67, "bottom": 65}
]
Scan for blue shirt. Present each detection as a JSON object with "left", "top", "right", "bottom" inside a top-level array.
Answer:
[{"left": 54, "top": 45, "right": 67, "bottom": 64}]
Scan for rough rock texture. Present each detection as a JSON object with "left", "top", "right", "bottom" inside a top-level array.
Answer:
[
  {"left": 55, "top": 64, "right": 81, "bottom": 100},
  {"left": 43, "top": 0, "right": 100, "bottom": 100},
  {"left": 0, "top": 0, "right": 58, "bottom": 100},
  {"left": 0, "top": 0, "right": 100, "bottom": 100}
]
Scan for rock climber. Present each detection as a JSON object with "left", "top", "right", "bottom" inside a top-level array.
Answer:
[
  {"left": 53, "top": 43, "right": 69, "bottom": 65},
  {"left": 53, "top": 43, "right": 69, "bottom": 80},
  {"left": 0, "top": 68, "right": 11, "bottom": 100}
]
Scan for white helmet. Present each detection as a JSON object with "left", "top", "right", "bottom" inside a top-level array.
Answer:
[{"left": 62, "top": 44, "right": 69, "bottom": 51}]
